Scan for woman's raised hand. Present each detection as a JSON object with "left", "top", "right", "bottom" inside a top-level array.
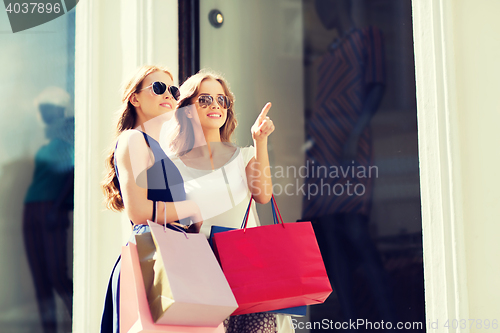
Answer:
[{"left": 251, "top": 102, "right": 275, "bottom": 142}]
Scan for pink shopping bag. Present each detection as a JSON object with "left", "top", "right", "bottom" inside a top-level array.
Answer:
[
  {"left": 120, "top": 242, "right": 226, "bottom": 333},
  {"left": 212, "top": 196, "right": 332, "bottom": 316}
]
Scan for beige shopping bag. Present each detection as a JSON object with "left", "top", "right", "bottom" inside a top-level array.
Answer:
[{"left": 145, "top": 221, "right": 237, "bottom": 326}]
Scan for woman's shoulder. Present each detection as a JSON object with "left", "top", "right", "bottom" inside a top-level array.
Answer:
[
  {"left": 239, "top": 145, "right": 254, "bottom": 152},
  {"left": 240, "top": 145, "right": 255, "bottom": 165},
  {"left": 117, "top": 129, "right": 146, "bottom": 143},
  {"left": 115, "top": 129, "right": 150, "bottom": 161}
]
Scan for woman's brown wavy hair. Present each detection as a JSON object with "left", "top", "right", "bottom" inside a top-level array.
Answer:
[
  {"left": 102, "top": 65, "right": 173, "bottom": 211},
  {"left": 169, "top": 70, "right": 237, "bottom": 156}
]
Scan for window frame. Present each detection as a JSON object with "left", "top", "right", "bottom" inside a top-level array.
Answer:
[
  {"left": 73, "top": 0, "right": 469, "bottom": 331},
  {"left": 412, "top": 0, "right": 469, "bottom": 325}
]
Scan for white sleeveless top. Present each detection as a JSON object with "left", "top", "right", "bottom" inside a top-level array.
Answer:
[{"left": 170, "top": 146, "right": 260, "bottom": 238}]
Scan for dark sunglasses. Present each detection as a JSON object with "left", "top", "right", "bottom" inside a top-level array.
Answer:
[
  {"left": 197, "top": 94, "right": 231, "bottom": 109},
  {"left": 139, "top": 81, "right": 180, "bottom": 100}
]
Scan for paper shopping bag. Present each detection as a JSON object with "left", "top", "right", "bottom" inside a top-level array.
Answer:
[
  {"left": 135, "top": 232, "right": 157, "bottom": 299},
  {"left": 209, "top": 225, "right": 307, "bottom": 317},
  {"left": 212, "top": 196, "right": 332, "bottom": 316},
  {"left": 267, "top": 305, "right": 307, "bottom": 317},
  {"left": 119, "top": 243, "right": 225, "bottom": 333},
  {"left": 208, "top": 225, "right": 234, "bottom": 249},
  {"left": 147, "top": 222, "right": 238, "bottom": 326}
]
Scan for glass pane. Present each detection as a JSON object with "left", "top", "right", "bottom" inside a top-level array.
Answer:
[
  {"left": 199, "top": 0, "right": 423, "bottom": 331},
  {"left": 0, "top": 11, "right": 75, "bottom": 333}
]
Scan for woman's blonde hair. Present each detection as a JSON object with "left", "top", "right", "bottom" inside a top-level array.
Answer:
[
  {"left": 169, "top": 70, "right": 237, "bottom": 155},
  {"left": 102, "top": 65, "right": 173, "bottom": 211}
]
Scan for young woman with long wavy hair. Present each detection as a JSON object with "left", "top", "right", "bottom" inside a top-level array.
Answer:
[
  {"left": 166, "top": 71, "right": 296, "bottom": 333},
  {"left": 100, "top": 65, "right": 202, "bottom": 333}
]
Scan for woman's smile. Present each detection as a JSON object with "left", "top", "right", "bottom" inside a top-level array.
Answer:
[
  {"left": 160, "top": 101, "right": 173, "bottom": 109},
  {"left": 207, "top": 111, "right": 222, "bottom": 118}
]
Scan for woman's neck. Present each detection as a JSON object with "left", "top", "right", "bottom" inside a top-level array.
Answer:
[
  {"left": 183, "top": 141, "right": 235, "bottom": 171},
  {"left": 191, "top": 126, "right": 221, "bottom": 147},
  {"left": 135, "top": 111, "right": 174, "bottom": 142},
  {"left": 203, "top": 127, "right": 221, "bottom": 145},
  {"left": 186, "top": 127, "right": 223, "bottom": 170}
]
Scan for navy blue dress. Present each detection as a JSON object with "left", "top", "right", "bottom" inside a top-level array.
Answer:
[{"left": 100, "top": 131, "right": 185, "bottom": 333}]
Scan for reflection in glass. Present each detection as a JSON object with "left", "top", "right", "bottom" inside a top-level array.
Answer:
[
  {"left": 0, "top": 10, "right": 75, "bottom": 333},
  {"left": 301, "top": 0, "right": 424, "bottom": 331},
  {"left": 23, "top": 88, "right": 74, "bottom": 333}
]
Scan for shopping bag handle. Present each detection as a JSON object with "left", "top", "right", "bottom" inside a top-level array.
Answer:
[
  {"left": 271, "top": 195, "right": 284, "bottom": 225},
  {"left": 153, "top": 201, "right": 168, "bottom": 230},
  {"left": 154, "top": 201, "right": 188, "bottom": 238},
  {"left": 241, "top": 195, "right": 285, "bottom": 231},
  {"left": 240, "top": 197, "right": 253, "bottom": 230}
]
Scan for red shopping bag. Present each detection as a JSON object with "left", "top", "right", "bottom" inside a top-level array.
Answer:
[
  {"left": 212, "top": 196, "right": 332, "bottom": 316},
  {"left": 120, "top": 242, "right": 225, "bottom": 333}
]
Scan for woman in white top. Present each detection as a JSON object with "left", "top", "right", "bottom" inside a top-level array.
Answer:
[
  {"left": 167, "top": 71, "right": 288, "bottom": 333},
  {"left": 168, "top": 71, "right": 274, "bottom": 236}
]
